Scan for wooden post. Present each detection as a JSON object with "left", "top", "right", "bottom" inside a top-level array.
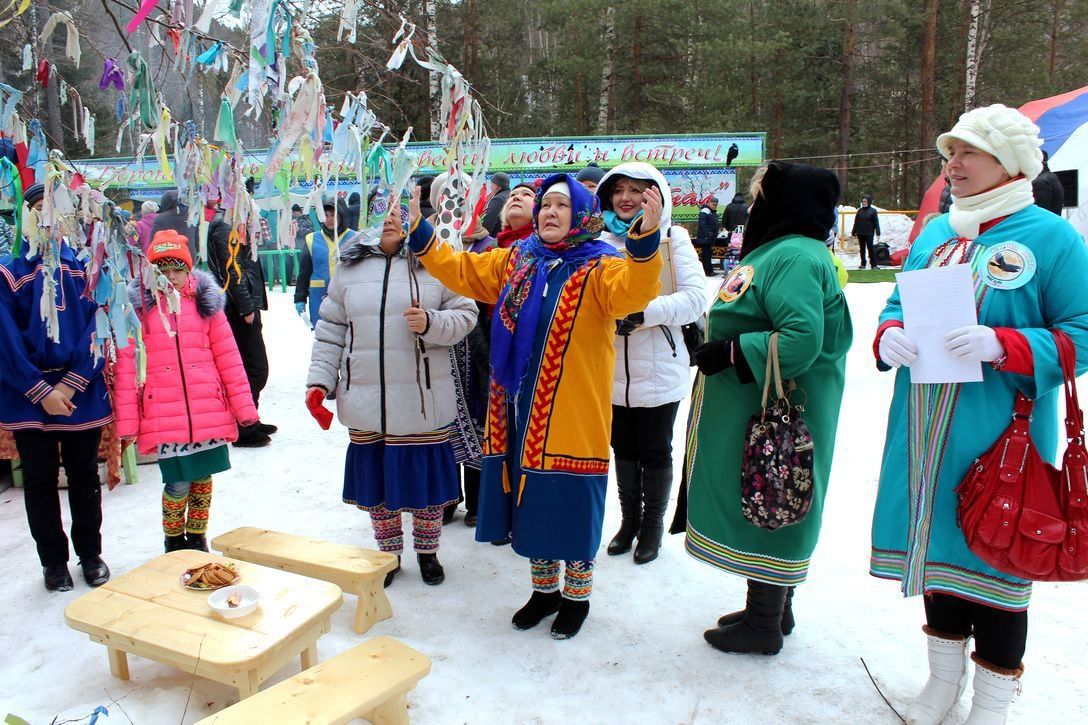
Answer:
[
  {"left": 367, "top": 691, "right": 410, "bottom": 725},
  {"left": 107, "top": 647, "right": 130, "bottom": 680},
  {"left": 300, "top": 642, "right": 318, "bottom": 670}
]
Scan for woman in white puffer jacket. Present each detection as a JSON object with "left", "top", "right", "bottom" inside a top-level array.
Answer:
[{"left": 594, "top": 162, "right": 706, "bottom": 565}]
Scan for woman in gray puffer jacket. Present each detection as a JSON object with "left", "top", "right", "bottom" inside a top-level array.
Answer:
[{"left": 306, "top": 196, "right": 477, "bottom": 586}]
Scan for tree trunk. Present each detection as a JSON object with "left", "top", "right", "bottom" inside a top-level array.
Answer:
[
  {"left": 425, "top": 0, "right": 440, "bottom": 141},
  {"left": 772, "top": 47, "right": 783, "bottom": 158},
  {"left": 964, "top": 0, "right": 980, "bottom": 111},
  {"left": 1048, "top": 0, "right": 1064, "bottom": 80},
  {"left": 632, "top": 9, "right": 643, "bottom": 134},
  {"left": 748, "top": 0, "right": 758, "bottom": 116},
  {"left": 466, "top": 0, "right": 479, "bottom": 80},
  {"left": 838, "top": 3, "right": 857, "bottom": 192},
  {"left": 597, "top": 6, "right": 615, "bottom": 134},
  {"left": 920, "top": 0, "right": 940, "bottom": 202}
]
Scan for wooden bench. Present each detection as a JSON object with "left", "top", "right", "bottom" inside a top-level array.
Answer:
[
  {"left": 195, "top": 636, "right": 431, "bottom": 725},
  {"left": 211, "top": 527, "right": 398, "bottom": 634}
]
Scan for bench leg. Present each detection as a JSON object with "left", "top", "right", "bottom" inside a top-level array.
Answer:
[
  {"left": 107, "top": 647, "right": 130, "bottom": 680},
  {"left": 300, "top": 641, "right": 318, "bottom": 670},
  {"left": 353, "top": 580, "right": 394, "bottom": 635},
  {"left": 236, "top": 670, "right": 260, "bottom": 700},
  {"left": 366, "top": 691, "right": 409, "bottom": 725}
]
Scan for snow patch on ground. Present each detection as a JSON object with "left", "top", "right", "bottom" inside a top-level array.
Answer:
[{"left": 1, "top": 281, "right": 1085, "bottom": 724}]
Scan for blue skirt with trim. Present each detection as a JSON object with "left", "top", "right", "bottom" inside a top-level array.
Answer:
[{"left": 342, "top": 429, "right": 460, "bottom": 513}]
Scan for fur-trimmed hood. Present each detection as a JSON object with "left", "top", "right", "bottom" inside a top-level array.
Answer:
[
  {"left": 127, "top": 269, "right": 225, "bottom": 318},
  {"left": 338, "top": 231, "right": 423, "bottom": 269}
]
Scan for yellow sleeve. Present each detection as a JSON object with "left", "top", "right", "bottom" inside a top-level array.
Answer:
[
  {"left": 590, "top": 252, "right": 663, "bottom": 318},
  {"left": 412, "top": 228, "right": 513, "bottom": 305}
]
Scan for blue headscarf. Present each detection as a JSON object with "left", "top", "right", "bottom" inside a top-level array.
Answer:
[{"left": 490, "top": 173, "right": 620, "bottom": 396}]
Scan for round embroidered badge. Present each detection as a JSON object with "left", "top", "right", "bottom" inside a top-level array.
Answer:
[
  {"left": 981, "top": 242, "right": 1036, "bottom": 290},
  {"left": 719, "top": 264, "right": 755, "bottom": 303}
]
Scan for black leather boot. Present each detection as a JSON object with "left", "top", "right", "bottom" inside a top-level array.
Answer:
[
  {"left": 717, "top": 585, "right": 795, "bottom": 635},
  {"left": 704, "top": 580, "right": 787, "bottom": 655},
  {"left": 79, "top": 556, "right": 111, "bottom": 587},
  {"left": 633, "top": 467, "right": 672, "bottom": 564},
  {"left": 550, "top": 599, "right": 590, "bottom": 640},
  {"left": 384, "top": 555, "right": 401, "bottom": 588},
  {"left": 607, "top": 460, "right": 642, "bottom": 556},
  {"left": 43, "top": 565, "right": 74, "bottom": 592},
  {"left": 417, "top": 552, "right": 445, "bottom": 585},
  {"left": 512, "top": 590, "right": 562, "bottom": 630}
]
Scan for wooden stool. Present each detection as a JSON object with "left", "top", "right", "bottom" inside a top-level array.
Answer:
[
  {"left": 211, "top": 527, "right": 398, "bottom": 634},
  {"left": 195, "top": 636, "right": 430, "bottom": 725}
]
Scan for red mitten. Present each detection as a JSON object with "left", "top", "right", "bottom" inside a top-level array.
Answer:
[{"left": 306, "top": 387, "right": 333, "bottom": 430}]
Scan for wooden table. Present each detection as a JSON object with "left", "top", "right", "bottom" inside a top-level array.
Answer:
[{"left": 64, "top": 550, "right": 343, "bottom": 700}]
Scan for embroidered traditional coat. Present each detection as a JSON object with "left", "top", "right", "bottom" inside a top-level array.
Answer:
[
  {"left": 409, "top": 218, "right": 662, "bottom": 560},
  {"left": 871, "top": 205, "right": 1088, "bottom": 610},
  {"left": 685, "top": 235, "right": 852, "bottom": 585}
]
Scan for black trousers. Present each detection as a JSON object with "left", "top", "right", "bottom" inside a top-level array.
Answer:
[
  {"left": 610, "top": 402, "right": 681, "bottom": 469},
  {"left": 698, "top": 244, "right": 714, "bottom": 274},
  {"left": 14, "top": 428, "right": 104, "bottom": 567},
  {"left": 228, "top": 310, "right": 270, "bottom": 408},
  {"left": 857, "top": 234, "right": 875, "bottom": 267},
  {"left": 463, "top": 465, "right": 481, "bottom": 516},
  {"left": 924, "top": 593, "right": 1027, "bottom": 669}
]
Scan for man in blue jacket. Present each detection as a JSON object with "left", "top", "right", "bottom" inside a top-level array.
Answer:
[{"left": 0, "top": 186, "right": 112, "bottom": 591}]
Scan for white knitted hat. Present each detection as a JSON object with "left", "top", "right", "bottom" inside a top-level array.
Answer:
[{"left": 936, "top": 104, "right": 1044, "bottom": 181}]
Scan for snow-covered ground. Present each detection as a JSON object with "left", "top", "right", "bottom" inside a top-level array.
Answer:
[{"left": 2, "top": 280, "right": 1085, "bottom": 725}]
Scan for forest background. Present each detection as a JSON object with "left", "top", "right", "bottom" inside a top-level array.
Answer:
[{"left": 3, "top": 0, "right": 1086, "bottom": 210}]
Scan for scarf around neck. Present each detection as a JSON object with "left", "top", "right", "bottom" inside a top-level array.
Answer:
[
  {"left": 496, "top": 221, "right": 533, "bottom": 249},
  {"left": 490, "top": 232, "right": 620, "bottom": 396},
  {"left": 948, "top": 177, "right": 1034, "bottom": 240}
]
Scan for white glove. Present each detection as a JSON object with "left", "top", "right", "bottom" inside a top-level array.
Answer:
[
  {"left": 945, "top": 325, "right": 1004, "bottom": 362},
  {"left": 879, "top": 326, "right": 919, "bottom": 368}
]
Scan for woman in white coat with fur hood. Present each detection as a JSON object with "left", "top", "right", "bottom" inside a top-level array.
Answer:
[{"left": 596, "top": 162, "right": 706, "bottom": 564}]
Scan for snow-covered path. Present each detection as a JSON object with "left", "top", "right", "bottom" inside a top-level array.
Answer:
[{"left": 2, "top": 280, "right": 1084, "bottom": 724}]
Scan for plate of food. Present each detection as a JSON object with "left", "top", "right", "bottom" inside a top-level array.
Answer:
[{"left": 181, "top": 562, "right": 239, "bottom": 590}]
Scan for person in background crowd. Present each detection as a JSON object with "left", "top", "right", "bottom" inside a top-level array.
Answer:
[
  {"left": 345, "top": 191, "right": 363, "bottom": 230},
  {"left": 0, "top": 181, "right": 112, "bottom": 592},
  {"left": 872, "top": 103, "right": 1088, "bottom": 725},
  {"left": 295, "top": 198, "right": 350, "bottom": 329},
  {"left": 576, "top": 162, "right": 605, "bottom": 194},
  {"left": 417, "top": 175, "right": 438, "bottom": 220},
  {"left": 850, "top": 194, "right": 881, "bottom": 269},
  {"left": 682, "top": 161, "right": 851, "bottom": 657},
  {"left": 696, "top": 196, "right": 719, "bottom": 274},
  {"left": 206, "top": 200, "right": 274, "bottom": 448},
  {"left": 150, "top": 190, "right": 199, "bottom": 265},
  {"left": 721, "top": 192, "right": 749, "bottom": 233},
  {"left": 135, "top": 200, "right": 159, "bottom": 252},
  {"left": 480, "top": 172, "right": 510, "bottom": 237},
  {"left": 939, "top": 160, "right": 954, "bottom": 214},
  {"left": 115, "top": 232, "right": 258, "bottom": 552},
  {"left": 597, "top": 162, "right": 705, "bottom": 565},
  {"left": 306, "top": 194, "right": 477, "bottom": 587},
  {"left": 1032, "top": 150, "right": 1065, "bottom": 215},
  {"left": 405, "top": 173, "right": 663, "bottom": 639}
]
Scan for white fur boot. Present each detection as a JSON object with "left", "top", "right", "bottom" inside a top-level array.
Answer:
[
  {"left": 905, "top": 627, "right": 970, "bottom": 725},
  {"left": 963, "top": 654, "right": 1022, "bottom": 725}
]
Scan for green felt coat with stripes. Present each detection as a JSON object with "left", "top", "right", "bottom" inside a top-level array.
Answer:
[
  {"left": 870, "top": 205, "right": 1088, "bottom": 611},
  {"left": 684, "top": 235, "right": 853, "bottom": 586}
]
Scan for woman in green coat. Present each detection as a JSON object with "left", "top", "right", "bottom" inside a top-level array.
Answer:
[{"left": 684, "top": 161, "right": 853, "bottom": 655}]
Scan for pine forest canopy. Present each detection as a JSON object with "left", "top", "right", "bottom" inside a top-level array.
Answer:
[{"left": 3, "top": 0, "right": 1086, "bottom": 211}]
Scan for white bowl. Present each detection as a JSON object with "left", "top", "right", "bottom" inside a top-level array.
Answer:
[{"left": 208, "top": 585, "right": 260, "bottom": 618}]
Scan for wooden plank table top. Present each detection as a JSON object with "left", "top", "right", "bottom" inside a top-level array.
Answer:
[{"left": 64, "top": 549, "right": 343, "bottom": 700}]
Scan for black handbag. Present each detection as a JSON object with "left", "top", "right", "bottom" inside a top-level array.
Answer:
[
  {"left": 740, "top": 333, "right": 815, "bottom": 530},
  {"left": 681, "top": 314, "right": 707, "bottom": 366}
]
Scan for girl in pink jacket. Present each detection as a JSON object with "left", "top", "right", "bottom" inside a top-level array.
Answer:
[{"left": 115, "top": 231, "right": 258, "bottom": 552}]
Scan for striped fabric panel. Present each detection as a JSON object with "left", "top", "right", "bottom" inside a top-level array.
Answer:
[
  {"left": 686, "top": 526, "right": 811, "bottom": 586},
  {"left": 870, "top": 548, "right": 1031, "bottom": 611},
  {"left": 2, "top": 414, "right": 114, "bottom": 432},
  {"left": 683, "top": 374, "right": 706, "bottom": 488},
  {"left": 348, "top": 428, "right": 452, "bottom": 446},
  {"left": 25, "top": 381, "right": 52, "bottom": 403}
]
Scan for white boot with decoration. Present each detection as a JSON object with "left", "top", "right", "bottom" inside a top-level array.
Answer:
[
  {"left": 905, "top": 627, "right": 970, "bottom": 725},
  {"left": 963, "top": 655, "right": 1022, "bottom": 725}
]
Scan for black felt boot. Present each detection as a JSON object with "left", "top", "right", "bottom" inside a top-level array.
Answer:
[
  {"left": 184, "top": 533, "right": 209, "bottom": 552},
  {"left": 550, "top": 598, "right": 590, "bottom": 640},
  {"left": 704, "top": 580, "right": 787, "bottom": 655},
  {"left": 417, "top": 553, "right": 445, "bottom": 585},
  {"left": 384, "top": 555, "right": 401, "bottom": 588},
  {"left": 164, "top": 535, "right": 187, "bottom": 553},
  {"left": 717, "top": 585, "right": 795, "bottom": 635},
  {"left": 512, "top": 590, "right": 562, "bottom": 630},
  {"left": 633, "top": 467, "right": 671, "bottom": 564},
  {"left": 607, "top": 460, "right": 642, "bottom": 556}
]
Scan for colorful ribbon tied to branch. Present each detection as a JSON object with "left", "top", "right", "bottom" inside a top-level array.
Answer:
[
  {"left": 99, "top": 59, "right": 125, "bottom": 91},
  {"left": 125, "top": 0, "right": 159, "bottom": 33}
]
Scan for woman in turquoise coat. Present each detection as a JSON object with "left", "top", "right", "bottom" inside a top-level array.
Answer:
[
  {"left": 871, "top": 104, "right": 1088, "bottom": 725},
  {"left": 684, "top": 161, "right": 852, "bottom": 656}
]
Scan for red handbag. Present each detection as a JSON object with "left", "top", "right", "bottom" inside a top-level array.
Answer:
[{"left": 956, "top": 329, "right": 1088, "bottom": 581}]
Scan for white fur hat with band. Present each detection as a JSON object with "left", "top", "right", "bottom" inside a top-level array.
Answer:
[{"left": 936, "top": 104, "right": 1044, "bottom": 182}]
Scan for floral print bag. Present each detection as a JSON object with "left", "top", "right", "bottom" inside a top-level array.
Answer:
[{"left": 740, "top": 333, "right": 815, "bottom": 530}]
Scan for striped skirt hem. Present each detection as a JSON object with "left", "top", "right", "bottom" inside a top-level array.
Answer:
[
  {"left": 869, "top": 547, "right": 1031, "bottom": 611},
  {"left": 685, "top": 525, "right": 810, "bottom": 586}
]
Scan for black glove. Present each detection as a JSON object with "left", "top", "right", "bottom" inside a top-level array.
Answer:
[
  {"left": 615, "top": 312, "right": 645, "bottom": 336},
  {"left": 693, "top": 339, "right": 734, "bottom": 376}
]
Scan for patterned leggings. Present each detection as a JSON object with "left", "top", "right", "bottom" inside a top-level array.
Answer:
[
  {"left": 162, "top": 477, "right": 213, "bottom": 536},
  {"left": 369, "top": 504, "right": 443, "bottom": 554},
  {"left": 531, "top": 559, "right": 594, "bottom": 600}
]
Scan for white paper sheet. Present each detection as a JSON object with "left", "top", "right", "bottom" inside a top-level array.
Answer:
[{"left": 896, "top": 263, "right": 983, "bottom": 384}]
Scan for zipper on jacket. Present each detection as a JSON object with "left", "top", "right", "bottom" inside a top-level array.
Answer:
[
  {"left": 172, "top": 315, "right": 194, "bottom": 442},
  {"left": 623, "top": 336, "right": 632, "bottom": 408},
  {"left": 349, "top": 321, "right": 355, "bottom": 352},
  {"left": 346, "top": 357, "right": 351, "bottom": 390},
  {"left": 378, "top": 256, "right": 393, "bottom": 434}
]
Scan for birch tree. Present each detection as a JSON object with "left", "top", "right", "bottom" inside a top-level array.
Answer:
[{"left": 597, "top": 5, "right": 615, "bottom": 134}]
